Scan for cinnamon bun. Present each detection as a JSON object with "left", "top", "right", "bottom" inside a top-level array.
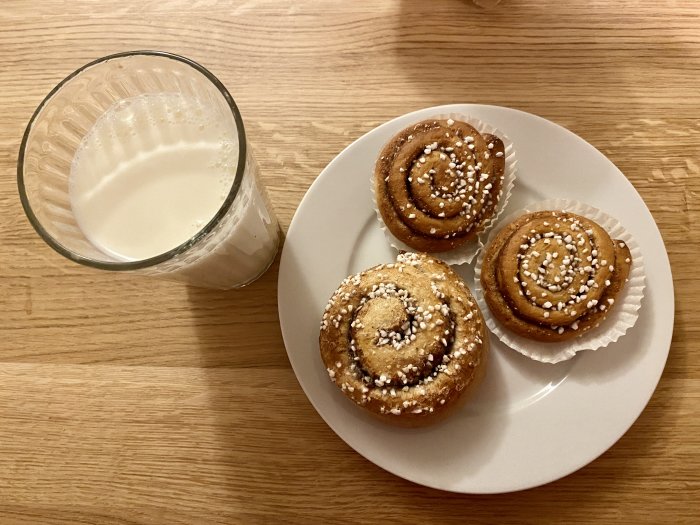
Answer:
[
  {"left": 319, "top": 252, "right": 488, "bottom": 426},
  {"left": 374, "top": 118, "right": 506, "bottom": 253},
  {"left": 480, "top": 210, "right": 632, "bottom": 342}
]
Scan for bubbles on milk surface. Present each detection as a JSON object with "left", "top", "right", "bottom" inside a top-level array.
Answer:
[{"left": 69, "top": 93, "right": 239, "bottom": 261}]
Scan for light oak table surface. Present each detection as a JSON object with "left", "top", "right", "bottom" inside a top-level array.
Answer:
[{"left": 1, "top": 1, "right": 698, "bottom": 523}]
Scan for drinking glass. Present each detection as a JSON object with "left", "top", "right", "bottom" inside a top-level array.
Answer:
[{"left": 18, "top": 51, "right": 281, "bottom": 289}]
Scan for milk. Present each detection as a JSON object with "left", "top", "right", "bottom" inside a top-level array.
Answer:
[{"left": 69, "top": 92, "right": 279, "bottom": 288}]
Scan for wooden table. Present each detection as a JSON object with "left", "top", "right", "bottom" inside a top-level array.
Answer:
[{"left": 1, "top": 1, "right": 698, "bottom": 523}]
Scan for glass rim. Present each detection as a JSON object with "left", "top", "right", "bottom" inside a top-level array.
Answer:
[{"left": 17, "top": 50, "right": 248, "bottom": 271}]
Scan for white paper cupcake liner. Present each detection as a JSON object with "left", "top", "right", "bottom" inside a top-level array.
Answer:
[
  {"left": 473, "top": 198, "right": 646, "bottom": 363},
  {"left": 371, "top": 112, "right": 517, "bottom": 265}
]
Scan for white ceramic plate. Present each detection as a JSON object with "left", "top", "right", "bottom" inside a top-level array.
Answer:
[{"left": 277, "top": 105, "right": 674, "bottom": 493}]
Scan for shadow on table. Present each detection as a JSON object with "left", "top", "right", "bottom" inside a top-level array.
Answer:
[
  {"left": 185, "top": 254, "right": 286, "bottom": 370},
  {"left": 386, "top": 0, "right": 689, "bottom": 121},
  {"left": 185, "top": 248, "right": 336, "bottom": 510}
]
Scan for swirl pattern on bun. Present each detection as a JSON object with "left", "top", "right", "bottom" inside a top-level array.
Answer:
[{"left": 320, "top": 252, "right": 488, "bottom": 426}]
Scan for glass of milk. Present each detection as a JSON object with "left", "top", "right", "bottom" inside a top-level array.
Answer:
[{"left": 18, "top": 51, "right": 281, "bottom": 289}]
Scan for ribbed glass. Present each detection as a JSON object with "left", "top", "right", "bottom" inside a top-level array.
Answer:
[{"left": 18, "top": 51, "right": 280, "bottom": 289}]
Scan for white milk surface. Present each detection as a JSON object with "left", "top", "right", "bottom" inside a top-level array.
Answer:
[{"left": 70, "top": 93, "right": 237, "bottom": 261}]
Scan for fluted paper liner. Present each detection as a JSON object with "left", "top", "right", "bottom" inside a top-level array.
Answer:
[
  {"left": 371, "top": 113, "right": 517, "bottom": 265},
  {"left": 473, "top": 199, "right": 646, "bottom": 363}
]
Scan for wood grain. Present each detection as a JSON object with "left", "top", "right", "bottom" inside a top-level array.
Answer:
[{"left": 1, "top": 0, "right": 699, "bottom": 523}]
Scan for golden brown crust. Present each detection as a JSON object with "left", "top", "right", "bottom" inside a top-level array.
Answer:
[
  {"left": 375, "top": 119, "right": 506, "bottom": 253},
  {"left": 480, "top": 211, "right": 632, "bottom": 342},
  {"left": 319, "top": 252, "right": 488, "bottom": 426}
]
